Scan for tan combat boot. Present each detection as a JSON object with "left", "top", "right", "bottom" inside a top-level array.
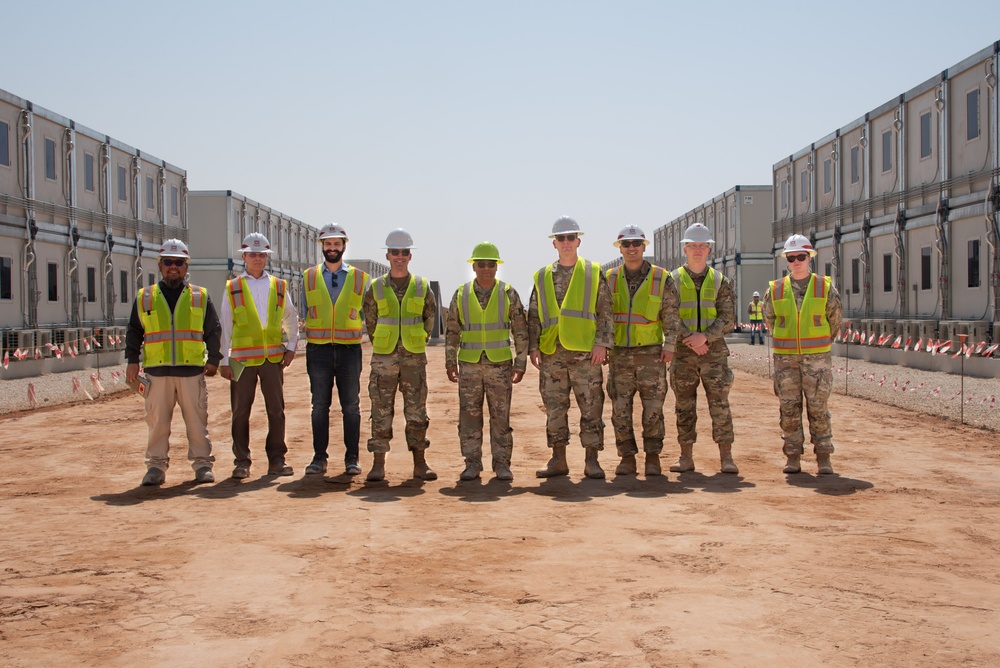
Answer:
[
  {"left": 615, "top": 454, "right": 637, "bottom": 475},
  {"left": 817, "top": 453, "right": 835, "bottom": 475},
  {"left": 783, "top": 454, "right": 801, "bottom": 474},
  {"left": 460, "top": 460, "right": 482, "bottom": 481},
  {"left": 584, "top": 448, "right": 605, "bottom": 479},
  {"left": 494, "top": 460, "right": 514, "bottom": 481},
  {"left": 366, "top": 452, "right": 386, "bottom": 482},
  {"left": 645, "top": 453, "right": 662, "bottom": 477},
  {"left": 412, "top": 449, "right": 438, "bottom": 481},
  {"left": 669, "top": 444, "right": 695, "bottom": 473},
  {"left": 719, "top": 444, "right": 739, "bottom": 474},
  {"left": 536, "top": 445, "right": 569, "bottom": 478}
]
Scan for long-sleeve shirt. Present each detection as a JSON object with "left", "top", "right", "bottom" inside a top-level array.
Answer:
[
  {"left": 527, "top": 259, "right": 615, "bottom": 353},
  {"left": 220, "top": 271, "right": 299, "bottom": 365},
  {"left": 445, "top": 281, "right": 529, "bottom": 372},
  {"left": 362, "top": 273, "right": 438, "bottom": 357},
  {"left": 613, "top": 261, "right": 684, "bottom": 354},
  {"left": 762, "top": 274, "right": 843, "bottom": 338}
]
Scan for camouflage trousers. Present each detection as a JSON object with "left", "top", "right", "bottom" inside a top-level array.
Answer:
[
  {"left": 607, "top": 347, "right": 667, "bottom": 456},
  {"left": 669, "top": 348, "right": 734, "bottom": 446},
  {"left": 773, "top": 352, "right": 834, "bottom": 455},
  {"left": 367, "top": 352, "right": 429, "bottom": 453},
  {"left": 458, "top": 362, "right": 514, "bottom": 471},
  {"left": 538, "top": 348, "right": 605, "bottom": 450}
]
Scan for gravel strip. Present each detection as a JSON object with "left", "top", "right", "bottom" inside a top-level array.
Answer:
[{"left": 0, "top": 363, "right": 133, "bottom": 415}]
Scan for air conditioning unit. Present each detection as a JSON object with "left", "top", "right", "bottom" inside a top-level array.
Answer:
[
  {"left": 938, "top": 321, "right": 964, "bottom": 343},
  {"left": 36, "top": 330, "right": 53, "bottom": 357},
  {"left": 917, "top": 320, "right": 939, "bottom": 341},
  {"left": 51, "top": 328, "right": 79, "bottom": 352},
  {"left": 875, "top": 319, "right": 897, "bottom": 339},
  {"left": 16, "top": 330, "right": 37, "bottom": 352},
  {"left": 966, "top": 321, "right": 991, "bottom": 343}
]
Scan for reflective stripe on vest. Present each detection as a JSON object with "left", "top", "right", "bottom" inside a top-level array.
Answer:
[
  {"left": 457, "top": 281, "right": 513, "bottom": 363},
  {"left": 372, "top": 275, "right": 428, "bottom": 354},
  {"left": 534, "top": 259, "right": 599, "bottom": 354},
  {"left": 138, "top": 284, "right": 208, "bottom": 367},
  {"left": 609, "top": 265, "right": 666, "bottom": 348},
  {"left": 303, "top": 264, "right": 367, "bottom": 344},
  {"left": 227, "top": 276, "right": 287, "bottom": 365},
  {"left": 671, "top": 266, "right": 721, "bottom": 333},
  {"left": 770, "top": 274, "right": 832, "bottom": 354}
]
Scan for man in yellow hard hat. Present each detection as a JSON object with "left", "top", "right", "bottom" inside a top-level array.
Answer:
[{"left": 445, "top": 241, "right": 528, "bottom": 481}]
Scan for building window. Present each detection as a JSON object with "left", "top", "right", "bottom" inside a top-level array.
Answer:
[
  {"left": 800, "top": 171, "right": 808, "bottom": 202},
  {"left": 0, "top": 256, "right": 12, "bottom": 300},
  {"left": 823, "top": 159, "right": 831, "bottom": 194},
  {"left": 882, "top": 130, "right": 892, "bottom": 173},
  {"left": 171, "top": 185, "right": 179, "bottom": 216},
  {"left": 47, "top": 261, "right": 59, "bottom": 301},
  {"left": 851, "top": 258, "right": 860, "bottom": 294},
  {"left": 824, "top": 262, "right": 832, "bottom": 278},
  {"left": 86, "top": 266, "right": 97, "bottom": 303},
  {"left": 780, "top": 181, "right": 787, "bottom": 209},
  {"left": 145, "top": 176, "right": 154, "bottom": 210},
  {"left": 0, "top": 121, "right": 9, "bottom": 167},
  {"left": 920, "top": 112, "right": 932, "bottom": 159},
  {"left": 120, "top": 270, "right": 129, "bottom": 303},
  {"left": 117, "top": 165, "right": 128, "bottom": 201},
  {"left": 883, "top": 253, "right": 892, "bottom": 292},
  {"left": 84, "top": 153, "right": 95, "bottom": 192},
  {"left": 850, "top": 146, "right": 859, "bottom": 184},
  {"left": 147, "top": 272, "right": 155, "bottom": 287},
  {"left": 921, "top": 246, "right": 931, "bottom": 289},
  {"left": 45, "top": 138, "right": 57, "bottom": 180},
  {"left": 968, "top": 239, "right": 981, "bottom": 288},
  {"left": 967, "top": 89, "right": 980, "bottom": 141}
]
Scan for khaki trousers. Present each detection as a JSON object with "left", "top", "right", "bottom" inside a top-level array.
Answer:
[{"left": 144, "top": 374, "right": 214, "bottom": 471}]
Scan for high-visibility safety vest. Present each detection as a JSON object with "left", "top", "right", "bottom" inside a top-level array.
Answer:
[
  {"left": 137, "top": 284, "right": 208, "bottom": 367},
  {"left": 371, "top": 274, "right": 429, "bottom": 355},
  {"left": 671, "top": 266, "right": 722, "bottom": 333},
  {"left": 608, "top": 265, "right": 667, "bottom": 347},
  {"left": 534, "top": 259, "right": 600, "bottom": 354},
  {"left": 303, "top": 264, "right": 368, "bottom": 345},
  {"left": 457, "top": 281, "right": 513, "bottom": 363},
  {"left": 749, "top": 301, "right": 763, "bottom": 321},
  {"left": 226, "top": 275, "right": 287, "bottom": 366},
  {"left": 770, "top": 274, "right": 832, "bottom": 355}
]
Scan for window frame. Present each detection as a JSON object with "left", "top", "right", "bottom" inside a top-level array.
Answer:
[
  {"left": 920, "top": 246, "right": 932, "bottom": 290},
  {"left": 0, "top": 120, "right": 10, "bottom": 167},
  {"left": 968, "top": 239, "right": 981, "bottom": 288},
  {"left": 920, "top": 111, "right": 932, "bottom": 159},
  {"left": 84, "top": 153, "right": 95, "bottom": 192},
  {"left": 47, "top": 261, "right": 59, "bottom": 302},
  {"left": 850, "top": 145, "right": 859, "bottom": 184},
  {"left": 117, "top": 165, "right": 128, "bottom": 202},
  {"left": 45, "top": 138, "right": 57, "bottom": 181},
  {"left": 967, "top": 89, "right": 981, "bottom": 142},
  {"left": 0, "top": 256, "right": 12, "bottom": 300},
  {"left": 881, "top": 130, "right": 892, "bottom": 173}
]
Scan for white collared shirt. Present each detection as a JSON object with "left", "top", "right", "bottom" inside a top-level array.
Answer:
[{"left": 220, "top": 270, "right": 299, "bottom": 365}]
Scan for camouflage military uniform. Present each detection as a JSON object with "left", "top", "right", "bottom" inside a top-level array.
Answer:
[
  {"left": 668, "top": 268, "right": 736, "bottom": 448},
  {"left": 763, "top": 275, "right": 843, "bottom": 456},
  {"left": 528, "top": 262, "right": 615, "bottom": 450},
  {"left": 445, "top": 282, "right": 529, "bottom": 473},
  {"left": 607, "top": 262, "right": 683, "bottom": 457},
  {"left": 362, "top": 275, "right": 438, "bottom": 453}
]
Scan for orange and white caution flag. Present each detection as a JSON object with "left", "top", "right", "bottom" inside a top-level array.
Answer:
[
  {"left": 28, "top": 383, "right": 37, "bottom": 409},
  {"left": 34, "top": 347, "right": 41, "bottom": 359},
  {"left": 914, "top": 338, "right": 922, "bottom": 351},
  {"left": 72, "top": 376, "right": 82, "bottom": 393},
  {"left": 90, "top": 373, "right": 105, "bottom": 394},
  {"left": 92, "top": 335, "right": 101, "bottom": 349},
  {"left": 891, "top": 335, "right": 902, "bottom": 349},
  {"left": 2, "top": 350, "right": 8, "bottom": 369}
]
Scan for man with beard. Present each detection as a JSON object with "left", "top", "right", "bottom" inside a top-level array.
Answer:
[
  {"left": 302, "top": 223, "right": 369, "bottom": 476},
  {"left": 125, "top": 239, "right": 223, "bottom": 487}
]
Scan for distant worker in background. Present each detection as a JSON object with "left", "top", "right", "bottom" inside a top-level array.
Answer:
[
  {"left": 528, "top": 216, "right": 614, "bottom": 480},
  {"left": 748, "top": 291, "right": 764, "bottom": 345},
  {"left": 605, "top": 225, "right": 682, "bottom": 477},
  {"left": 667, "top": 223, "right": 739, "bottom": 475},
  {"left": 445, "top": 242, "right": 528, "bottom": 481},
  {"left": 220, "top": 233, "right": 299, "bottom": 479},
  {"left": 302, "top": 223, "right": 369, "bottom": 477},
  {"left": 763, "top": 234, "right": 842, "bottom": 475},
  {"left": 363, "top": 228, "right": 438, "bottom": 483},
  {"left": 125, "top": 239, "right": 222, "bottom": 487}
]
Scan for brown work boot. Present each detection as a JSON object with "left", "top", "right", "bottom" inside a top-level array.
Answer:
[
  {"left": 719, "top": 444, "right": 739, "bottom": 474},
  {"left": 817, "top": 453, "right": 835, "bottom": 475},
  {"left": 366, "top": 452, "right": 386, "bottom": 482},
  {"left": 494, "top": 460, "right": 514, "bottom": 481},
  {"left": 783, "top": 454, "right": 801, "bottom": 474},
  {"left": 584, "top": 448, "right": 605, "bottom": 479},
  {"left": 644, "top": 453, "right": 662, "bottom": 477},
  {"left": 412, "top": 449, "right": 438, "bottom": 481},
  {"left": 615, "top": 454, "right": 637, "bottom": 475},
  {"left": 669, "top": 444, "right": 695, "bottom": 473},
  {"left": 536, "top": 445, "right": 569, "bottom": 478},
  {"left": 459, "top": 460, "right": 482, "bottom": 481}
]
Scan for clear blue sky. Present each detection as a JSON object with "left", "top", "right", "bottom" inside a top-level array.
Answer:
[{"left": 6, "top": 1, "right": 998, "bottom": 300}]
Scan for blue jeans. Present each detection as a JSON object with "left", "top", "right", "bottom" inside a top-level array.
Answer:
[
  {"left": 306, "top": 343, "right": 362, "bottom": 464},
  {"left": 750, "top": 322, "right": 764, "bottom": 345}
]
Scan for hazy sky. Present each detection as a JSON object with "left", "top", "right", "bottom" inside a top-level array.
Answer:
[{"left": 6, "top": 1, "right": 998, "bottom": 300}]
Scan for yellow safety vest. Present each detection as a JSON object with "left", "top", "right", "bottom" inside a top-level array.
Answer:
[
  {"left": 371, "top": 275, "right": 429, "bottom": 354},
  {"left": 457, "top": 281, "right": 513, "bottom": 363},
  {"left": 749, "top": 301, "right": 763, "bottom": 321},
  {"left": 226, "top": 276, "right": 287, "bottom": 366},
  {"left": 608, "top": 265, "right": 667, "bottom": 347},
  {"left": 534, "top": 259, "right": 600, "bottom": 354},
  {"left": 770, "top": 274, "right": 832, "bottom": 355},
  {"left": 671, "top": 266, "right": 721, "bottom": 333},
  {"left": 303, "top": 264, "right": 368, "bottom": 345},
  {"left": 137, "top": 284, "right": 208, "bottom": 367}
]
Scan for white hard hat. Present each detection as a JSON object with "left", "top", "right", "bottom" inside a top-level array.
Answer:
[
  {"left": 550, "top": 216, "right": 583, "bottom": 237},
  {"left": 781, "top": 233, "right": 817, "bottom": 257},
  {"left": 681, "top": 223, "right": 714, "bottom": 245},
  {"left": 753, "top": 291, "right": 760, "bottom": 298},
  {"left": 613, "top": 225, "right": 648, "bottom": 247},
  {"left": 384, "top": 228, "right": 415, "bottom": 249},
  {"left": 318, "top": 223, "right": 348, "bottom": 240},
  {"left": 159, "top": 238, "right": 190, "bottom": 259},
  {"left": 241, "top": 232, "right": 273, "bottom": 254}
]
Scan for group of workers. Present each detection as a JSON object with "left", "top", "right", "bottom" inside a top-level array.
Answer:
[{"left": 124, "top": 216, "right": 842, "bottom": 487}]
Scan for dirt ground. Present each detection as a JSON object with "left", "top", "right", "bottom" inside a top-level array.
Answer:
[{"left": 1, "top": 342, "right": 999, "bottom": 667}]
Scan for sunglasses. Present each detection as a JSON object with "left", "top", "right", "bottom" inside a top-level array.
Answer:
[
  {"left": 388, "top": 249, "right": 410, "bottom": 256},
  {"left": 331, "top": 275, "right": 338, "bottom": 288},
  {"left": 475, "top": 261, "right": 497, "bottom": 269},
  {"left": 786, "top": 253, "right": 810, "bottom": 263},
  {"left": 619, "top": 239, "right": 644, "bottom": 248},
  {"left": 160, "top": 258, "right": 187, "bottom": 267},
  {"left": 554, "top": 234, "right": 577, "bottom": 242}
]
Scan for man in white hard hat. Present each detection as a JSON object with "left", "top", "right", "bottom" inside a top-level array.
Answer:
[
  {"left": 125, "top": 239, "right": 223, "bottom": 486},
  {"left": 763, "top": 233, "right": 842, "bottom": 475},
  {"left": 362, "top": 228, "right": 438, "bottom": 483},
  {"left": 445, "top": 241, "right": 528, "bottom": 482},
  {"left": 528, "top": 216, "right": 615, "bottom": 480},
  {"left": 606, "top": 225, "right": 683, "bottom": 477},
  {"left": 220, "top": 232, "right": 299, "bottom": 479},
  {"left": 747, "top": 291, "right": 764, "bottom": 345},
  {"left": 668, "top": 223, "right": 740, "bottom": 475},
  {"left": 302, "top": 223, "right": 369, "bottom": 477}
]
